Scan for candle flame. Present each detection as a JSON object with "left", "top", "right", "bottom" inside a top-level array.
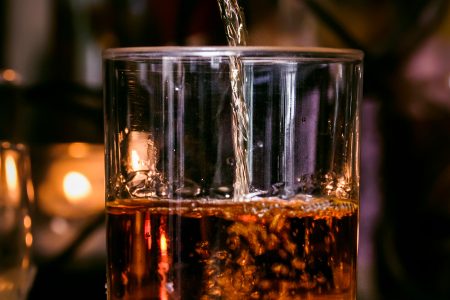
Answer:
[
  {"left": 131, "top": 150, "right": 141, "bottom": 171},
  {"left": 5, "top": 155, "right": 18, "bottom": 192},
  {"left": 63, "top": 171, "right": 92, "bottom": 203}
]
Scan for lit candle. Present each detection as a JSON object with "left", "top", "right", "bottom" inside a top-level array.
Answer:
[
  {"left": 63, "top": 171, "right": 92, "bottom": 204},
  {"left": 37, "top": 143, "right": 104, "bottom": 219},
  {"left": 126, "top": 131, "right": 158, "bottom": 173},
  {"left": 5, "top": 152, "right": 20, "bottom": 206}
]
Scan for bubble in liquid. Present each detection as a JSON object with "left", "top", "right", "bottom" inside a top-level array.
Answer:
[
  {"left": 210, "top": 186, "right": 233, "bottom": 199},
  {"left": 174, "top": 179, "right": 201, "bottom": 197},
  {"left": 195, "top": 241, "right": 210, "bottom": 259},
  {"left": 214, "top": 251, "right": 229, "bottom": 260},
  {"left": 256, "top": 141, "right": 264, "bottom": 148},
  {"left": 243, "top": 189, "right": 268, "bottom": 200}
]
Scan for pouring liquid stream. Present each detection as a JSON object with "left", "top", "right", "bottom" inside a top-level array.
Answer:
[{"left": 217, "top": 0, "right": 250, "bottom": 199}]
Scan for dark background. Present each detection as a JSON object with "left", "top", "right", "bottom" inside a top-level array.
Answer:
[{"left": 0, "top": 1, "right": 449, "bottom": 299}]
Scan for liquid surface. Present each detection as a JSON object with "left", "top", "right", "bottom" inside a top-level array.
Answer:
[{"left": 107, "top": 197, "right": 358, "bottom": 300}]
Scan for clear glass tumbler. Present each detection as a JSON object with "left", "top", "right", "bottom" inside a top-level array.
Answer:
[
  {"left": 0, "top": 142, "right": 35, "bottom": 300},
  {"left": 104, "top": 47, "right": 363, "bottom": 300}
]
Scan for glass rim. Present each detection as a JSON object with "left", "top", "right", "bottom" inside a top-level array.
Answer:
[{"left": 103, "top": 46, "right": 363, "bottom": 61}]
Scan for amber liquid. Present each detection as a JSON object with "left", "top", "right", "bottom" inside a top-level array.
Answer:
[{"left": 107, "top": 197, "right": 358, "bottom": 300}]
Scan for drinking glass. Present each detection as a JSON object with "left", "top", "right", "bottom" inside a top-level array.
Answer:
[
  {"left": 104, "top": 47, "right": 363, "bottom": 300},
  {"left": 0, "top": 142, "right": 36, "bottom": 300}
]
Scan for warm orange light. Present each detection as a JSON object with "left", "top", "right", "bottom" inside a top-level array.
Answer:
[
  {"left": 2, "top": 69, "right": 17, "bottom": 82},
  {"left": 145, "top": 218, "right": 152, "bottom": 250},
  {"left": 36, "top": 143, "right": 104, "bottom": 218},
  {"left": 24, "top": 215, "right": 32, "bottom": 229},
  {"left": 25, "top": 232, "right": 33, "bottom": 247},
  {"left": 239, "top": 214, "right": 257, "bottom": 223},
  {"left": 131, "top": 150, "right": 141, "bottom": 171},
  {"left": 22, "top": 256, "right": 30, "bottom": 269},
  {"left": 5, "top": 154, "right": 20, "bottom": 205},
  {"left": 27, "top": 177, "right": 35, "bottom": 204},
  {"left": 160, "top": 232, "right": 168, "bottom": 255},
  {"left": 68, "top": 143, "right": 89, "bottom": 158},
  {"left": 160, "top": 284, "right": 168, "bottom": 300},
  {"left": 5, "top": 155, "right": 18, "bottom": 192},
  {"left": 158, "top": 227, "right": 170, "bottom": 300},
  {"left": 159, "top": 231, "right": 169, "bottom": 300},
  {"left": 63, "top": 171, "right": 92, "bottom": 203}
]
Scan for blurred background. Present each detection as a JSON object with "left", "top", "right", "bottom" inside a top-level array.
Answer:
[{"left": 0, "top": 0, "right": 449, "bottom": 299}]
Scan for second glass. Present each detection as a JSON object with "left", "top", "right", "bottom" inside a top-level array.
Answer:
[
  {"left": 104, "top": 47, "right": 363, "bottom": 300},
  {"left": 0, "top": 142, "right": 35, "bottom": 300}
]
